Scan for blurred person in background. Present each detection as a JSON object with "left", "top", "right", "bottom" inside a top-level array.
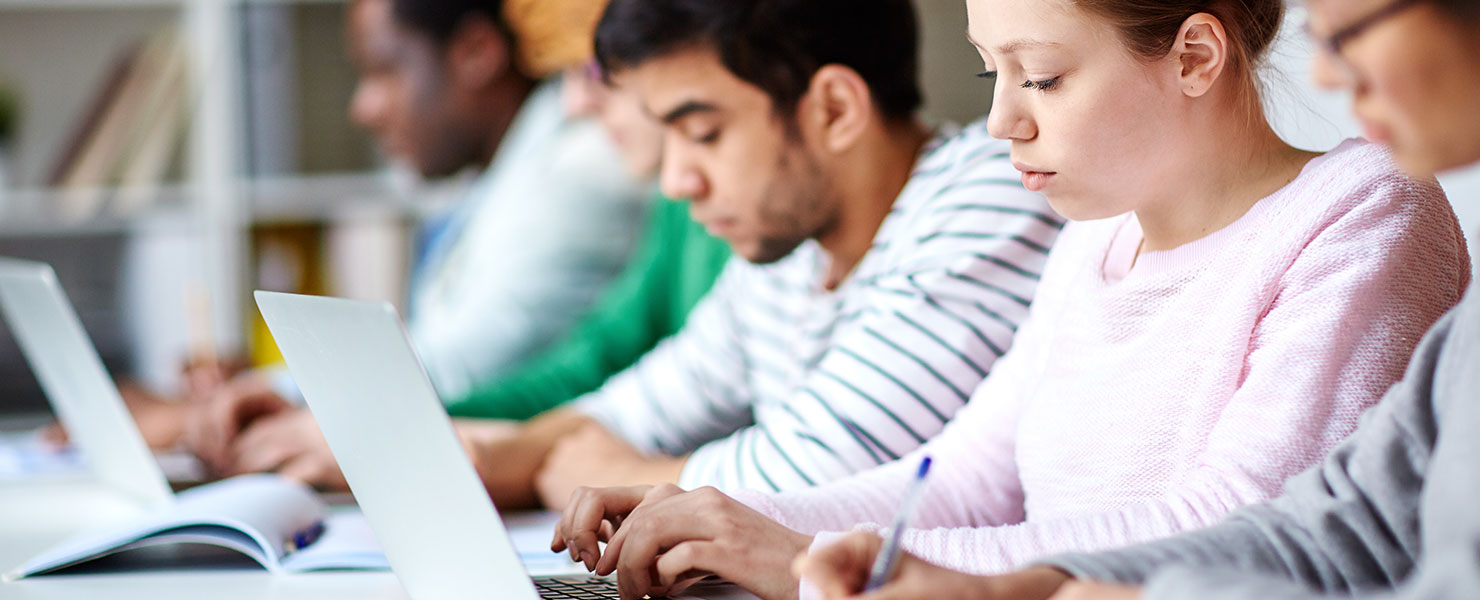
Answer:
[
  {"left": 442, "top": 0, "right": 732, "bottom": 422},
  {"left": 47, "top": 0, "right": 651, "bottom": 483},
  {"left": 184, "top": 0, "right": 735, "bottom": 489}
]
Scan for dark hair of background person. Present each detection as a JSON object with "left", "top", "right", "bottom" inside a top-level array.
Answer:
[
  {"left": 1433, "top": 0, "right": 1480, "bottom": 19},
  {"left": 389, "top": 0, "right": 521, "bottom": 54},
  {"left": 593, "top": 0, "right": 923, "bottom": 123}
]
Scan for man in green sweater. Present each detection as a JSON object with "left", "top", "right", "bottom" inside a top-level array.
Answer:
[
  {"left": 443, "top": 1, "right": 731, "bottom": 420},
  {"left": 179, "top": 0, "right": 729, "bottom": 486},
  {"left": 445, "top": 194, "right": 730, "bottom": 420}
]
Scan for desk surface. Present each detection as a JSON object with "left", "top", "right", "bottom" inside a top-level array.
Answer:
[{"left": 0, "top": 481, "right": 758, "bottom": 600}]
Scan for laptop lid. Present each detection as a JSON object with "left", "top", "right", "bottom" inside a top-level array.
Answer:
[
  {"left": 254, "top": 291, "right": 540, "bottom": 600},
  {"left": 0, "top": 258, "right": 172, "bottom": 509}
]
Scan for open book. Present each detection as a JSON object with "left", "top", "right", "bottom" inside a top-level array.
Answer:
[{"left": 4, "top": 474, "right": 389, "bottom": 580}]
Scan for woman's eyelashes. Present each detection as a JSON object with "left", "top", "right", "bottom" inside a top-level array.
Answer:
[
  {"left": 1020, "top": 76, "right": 1062, "bottom": 92},
  {"left": 976, "top": 68, "right": 1058, "bottom": 91}
]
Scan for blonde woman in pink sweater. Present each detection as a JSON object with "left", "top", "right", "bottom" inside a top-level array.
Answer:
[{"left": 549, "top": 0, "right": 1473, "bottom": 598}]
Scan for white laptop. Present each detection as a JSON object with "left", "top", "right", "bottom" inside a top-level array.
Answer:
[
  {"left": 255, "top": 291, "right": 755, "bottom": 600},
  {"left": 0, "top": 258, "right": 172, "bottom": 509}
]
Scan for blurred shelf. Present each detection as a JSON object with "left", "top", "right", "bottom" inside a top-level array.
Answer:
[
  {"left": 244, "top": 171, "right": 422, "bottom": 225},
  {"left": 0, "top": 0, "right": 344, "bottom": 9},
  {"left": 0, "top": 172, "right": 425, "bottom": 237},
  {"left": 0, "top": 0, "right": 183, "bottom": 9},
  {"left": 0, "top": 185, "right": 192, "bottom": 238}
]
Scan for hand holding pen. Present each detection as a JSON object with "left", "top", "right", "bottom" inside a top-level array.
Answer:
[
  {"left": 865, "top": 455, "right": 932, "bottom": 590},
  {"left": 790, "top": 455, "right": 941, "bottom": 598}
]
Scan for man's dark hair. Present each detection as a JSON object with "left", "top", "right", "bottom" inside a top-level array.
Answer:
[
  {"left": 1436, "top": 0, "right": 1480, "bottom": 20},
  {"left": 594, "top": 0, "right": 923, "bottom": 122},
  {"left": 389, "top": 0, "right": 517, "bottom": 49}
]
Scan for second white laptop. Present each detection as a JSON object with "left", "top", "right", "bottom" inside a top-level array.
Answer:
[{"left": 255, "top": 291, "right": 754, "bottom": 600}]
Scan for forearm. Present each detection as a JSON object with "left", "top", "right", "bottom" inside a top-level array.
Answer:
[{"left": 480, "top": 409, "right": 596, "bottom": 509}]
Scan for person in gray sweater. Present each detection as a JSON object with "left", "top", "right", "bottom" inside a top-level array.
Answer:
[{"left": 793, "top": 0, "right": 1480, "bottom": 599}]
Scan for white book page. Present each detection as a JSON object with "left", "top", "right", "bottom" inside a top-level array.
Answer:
[
  {"left": 0, "top": 431, "right": 85, "bottom": 481},
  {"left": 110, "top": 526, "right": 274, "bottom": 564},
  {"left": 6, "top": 474, "right": 323, "bottom": 580},
  {"left": 280, "top": 511, "right": 389, "bottom": 572},
  {"left": 284, "top": 510, "right": 599, "bottom": 574},
  {"left": 165, "top": 473, "right": 325, "bottom": 558}
]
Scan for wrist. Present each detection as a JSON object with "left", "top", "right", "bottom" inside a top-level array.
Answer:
[
  {"left": 629, "top": 454, "right": 687, "bottom": 485},
  {"left": 788, "top": 530, "right": 816, "bottom": 559},
  {"left": 981, "top": 566, "right": 1071, "bottom": 600},
  {"left": 773, "top": 530, "right": 813, "bottom": 600}
]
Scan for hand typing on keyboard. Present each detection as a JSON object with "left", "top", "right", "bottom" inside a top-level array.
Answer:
[{"left": 552, "top": 485, "right": 813, "bottom": 600}]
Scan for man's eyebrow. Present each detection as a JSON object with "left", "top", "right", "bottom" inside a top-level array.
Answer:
[{"left": 655, "top": 100, "right": 720, "bottom": 125}]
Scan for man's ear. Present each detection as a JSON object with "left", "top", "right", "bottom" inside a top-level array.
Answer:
[
  {"left": 446, "top": 16, "right": 514, "bottom": 90},
  {"left": 1171, "top": 12, "right": 1231, "bottom": 98},
  {"left": 798, "top": 64, "right": 875, "bottom": 153}
]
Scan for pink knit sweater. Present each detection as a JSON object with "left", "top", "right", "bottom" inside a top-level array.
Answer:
[{"left": 732, "top": 140, "right": 1471, "bottom": 579}]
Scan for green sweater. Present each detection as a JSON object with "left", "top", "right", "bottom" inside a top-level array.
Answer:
[{"left": 445, "top": 196, "right": 730, "bottom": 419}]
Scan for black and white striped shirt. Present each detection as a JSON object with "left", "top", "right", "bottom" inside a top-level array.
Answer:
[{"left": 577, "top": 121, "right": 1063, "bottom": 492}]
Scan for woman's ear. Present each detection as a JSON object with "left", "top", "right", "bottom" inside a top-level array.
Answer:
[
  {"left": 799, "top": 64, "right": 875, "bottom": 153},
  {"left": 1172, "top": 12, "right": 1231, "bottom": 98}
]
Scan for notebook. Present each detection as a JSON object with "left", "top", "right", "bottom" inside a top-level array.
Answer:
[
  {"left": 255, "top": 291, "right": 755, "bottom": 600},
  {"left": 5, "top": 474, "right": 387, "bottom": 580}
]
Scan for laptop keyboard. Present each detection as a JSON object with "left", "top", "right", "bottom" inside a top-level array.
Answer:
[{"left": 535, "top": 576, "right": 621, "bottom": 599}]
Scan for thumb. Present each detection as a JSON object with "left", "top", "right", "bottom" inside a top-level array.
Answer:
[{"left": 794, "top": 532, "right": 883, "bottom": 599}]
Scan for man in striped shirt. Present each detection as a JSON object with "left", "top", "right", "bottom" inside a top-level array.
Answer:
[{"left": 461, "top": 0, "right": 1063, "bottom": 509}]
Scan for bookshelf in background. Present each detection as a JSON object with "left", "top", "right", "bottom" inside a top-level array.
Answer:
[{"left": 0, "top": 0, "right": 415, "bottom": 412}]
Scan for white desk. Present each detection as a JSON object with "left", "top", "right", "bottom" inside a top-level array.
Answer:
[
  {"left": 1, "top": 570, "right": 410, "bottom": 600},
  {"left": 0, "top": 482, "right": 758, "bottom": 600},
  {"left": 0, "top": 420, "right": 754, "bottom": 600}
]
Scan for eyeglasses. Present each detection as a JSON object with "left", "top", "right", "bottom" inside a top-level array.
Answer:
[{"left": 1303, "top": 0, "right": 1426, "bottom": 85}]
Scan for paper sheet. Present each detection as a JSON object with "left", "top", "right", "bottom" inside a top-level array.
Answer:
[
  {"left": 0, "top": 432, "right": 86, "bottom": 480},
  {"left": 503, "top": 511, "right": 589, "bottom": 576}
]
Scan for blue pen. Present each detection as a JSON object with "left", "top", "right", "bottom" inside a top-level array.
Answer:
[
  {"left": 863, "top": 455, "right": 932, "bottom": 591},
  {"left": 285, "top": 520, "right": 326, "bottom": 554}
]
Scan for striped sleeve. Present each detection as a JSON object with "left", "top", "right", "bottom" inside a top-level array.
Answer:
[
  {"left": 573, "top": 259, "right": 759, "bottom": 455},
  {"left": 679, "top": 157, "right": 1063, "bottom": 492}
]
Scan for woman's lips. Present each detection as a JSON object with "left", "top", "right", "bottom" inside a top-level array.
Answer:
[
  {"left": 1013, "top": 162, "right": 1057, "bottom": 193},
  {"left": 1020, "top": 171, "right": 1055, "bottom": 192}
]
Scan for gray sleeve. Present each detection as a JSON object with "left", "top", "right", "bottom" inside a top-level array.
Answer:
[
  {"left": 1139, "top": 546, "right": 1480, "bottom": 600},
  {"left": 1043, "top": 308, "right": 1456, "bottom": 596}
]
